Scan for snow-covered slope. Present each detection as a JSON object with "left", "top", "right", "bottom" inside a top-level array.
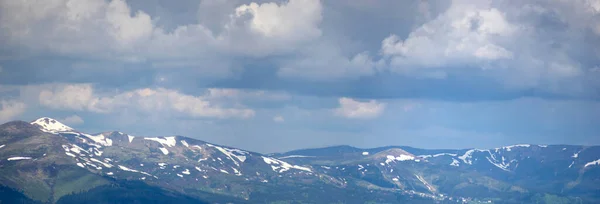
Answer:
[{"left": 30, "top": 117, "right": 74, "bottom": 133}]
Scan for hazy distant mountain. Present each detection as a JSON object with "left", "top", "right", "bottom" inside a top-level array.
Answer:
[{"left": 0, "top": 117, "right": 598, "bottom": 203}]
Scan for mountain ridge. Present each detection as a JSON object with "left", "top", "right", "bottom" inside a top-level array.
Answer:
[{"left": 1, "top": 117, "right": 599, "bottom": 203}]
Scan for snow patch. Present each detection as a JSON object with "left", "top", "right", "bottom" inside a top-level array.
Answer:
[
  {"left": 278, "top": 155, "right": 315, "bottom": 159},
  {"left": 119, "top": 165, "right": 139, "bottom": 172},
  {"left": 94, "top": 149, "right": 103, "bottom": 156},
  {"left": 584, "top": 159, "right": 600, "bottom": 168},
  {"left": 65, "top": 152, "right": 76, "bottom": 157},
  {"left": 69, "top": 144, "right": 88, "bottom": 154},
  {"left": 415, "top": 175, "right": 435, "bottom": 192},
  {"left": 182, "top": 169, "right": 190, "bottom": 175},
  {"left": 77, "top": 163, "right": 85, "bottom": 168},
  {"left": 7, "top": 157, "right": 32, "bottom": 161},
  {"left": 501, "top": 144, "right": 531, "bottom": 151},
  {"left": 0, "top": 144, "right": 5, "bottom": 149},
  {"left": 362, "top": 152, "right": 369, "bottom": 156},
  {"left": 569, "top": 161, "right": 575, "bottom": 168},
  {"left": 459, "top": 149, "right": 516, "bottom": 171},
  {"left": 81, "top": 133, "right": 113, "bottom": 146},
  {"left": 207, "top": 144, "right": 248, "bottom": 166},
  {"left": 144, "top": 137, "right": 177, "bottom": 147},
  {"left": 128, "top": 135, "right": 135, "bottom": 143},
  {"left": 262, "top": 156, "right": 312, "bottom": 173},
  {"left": 418, "top": 153, "right": 457, "bottom": 159},
  {"left": 159, "top": 147, "right": 169, "bottom": 155},
  {"left": 486, "top": 157, "right": 511, "bottom": 172},
  {"left": 572, "top": 150, "right": 582, "bottom": 158},
  {"left": 180, "top": 140, "right": 189, "bottom": 147},
  {"left": 231, "top": 167, "right": 242, "bottom": 176},
  {"left": 90, "top": 158, "right": 113, "bottom": 168},
  {"left": 450, "top": 159, "right": 460, "bottom": 167},
  {"left": 117, "top": 166, "right": 157, "bottom": 178},
  {"left": 458, "top": 149, "right": 485, "bottom": 165},
  {"left": 31, "top": 117, "right": 74, "bottom": 133},
  {"left": 106, "top": 172, "right": 114, "bottom": 175},
  {"left": 385, "top": 154, "right": 415, "bottom": 164}
]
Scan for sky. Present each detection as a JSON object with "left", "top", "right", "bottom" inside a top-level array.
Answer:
[{"left": 0, "top": 0, "right": 599, "bottom": 153}]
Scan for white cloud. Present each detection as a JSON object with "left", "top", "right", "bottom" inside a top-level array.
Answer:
[
  {"left": 60, "top": 115, "right": 84, "bottom": 125},
  {"left": 381, "top": 5, "right": 516, "bottom": 69},
  {"left": 0, "top": 0, "right": 323, "bottom": 61},
  {"left": 1, "top": 0, "right": 598, "bottom": 87},
  {"left": 234, "top": 0, "right": 322, "bottom": 41},
  {"left": 334, "top": 97, "right": 385, "bottom": 119},
  {"left": 474, "top": 44, "right": 513, "bottom": 60},
  {"left": 273, "top": 115, "right": 285, "bottom": 123},
  {"left": 36, "top": 84, "right": 255, "bottom": 119},
  {"left": 378, "top": 0, "right": 595, "bottom": 90},
  {"left": 0, "top": 100, "right": 26, "bottom": 123},
  {"left": 39, "top": 84, "right": 98, "bottom": 111},
  {"left": 106, "top": 0, "right": 153, "bottom": 48}
]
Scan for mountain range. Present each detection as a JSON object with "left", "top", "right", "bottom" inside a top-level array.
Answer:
[{"left": 0, "top": 117, "right": 599, "bottom": 203}]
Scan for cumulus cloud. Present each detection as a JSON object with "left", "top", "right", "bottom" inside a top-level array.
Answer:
[
  {"left": 334, "top": 97, "right": 385, "bottom": 119},
  {"left": 1, "top": 0, "right": 599, "bottom": 98},
  {"left": 378, "top": 0, "right": 599, "bottom": 90},
  {"left": 36, "top": 84, "right": 255, "bottom": 119},
  {"left": 380, "top": 4, "right": 516, "bottom": 68},
  {"left": 60, "top": 115, "right": 84, "bottom": 125},
  {"left": 0, "top": 0, "right": 323, "bottom": 61},
  {"left": 39, "top": 84, "right": 98, "bottom": 111},
  {"left": 232, "top": 0, "right": 322, "bottom": 48},
  {"left": 0, "top": 100, "right": 26, "bottom": 123}
]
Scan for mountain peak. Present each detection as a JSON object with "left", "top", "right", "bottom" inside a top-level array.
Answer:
[{"left": 30, "top": 117, "right": 74, "bottom": 133}]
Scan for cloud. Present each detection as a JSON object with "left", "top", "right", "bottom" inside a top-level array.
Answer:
[
  {"left": 278, "top": 43, "right": 382, "bottom": 80},
  {"left": 0, "top": 0, "right": 323, "bottom": 61},
  {"left": 273, "top": 115, "right": 285, "bottom": 123},
  {"left": 334, "top": 97, "right": 385, "bottom": 119},
  {"left": 0, "top": 0, "right": 599, "bottom": 101},
  {"left": 0, "top": 100, "right": 26, "bottom": 123},
  {"left": 233, "top": 0, "right": 322, "bottom": 43},
  {"left": 380, "top": 5, "right": 516, "bottom": 69},
  {"left": 36, "top": 84, "right": 255, "bottom": 119},
  {"left": 378, "top": 0, "right": 599, "bottom": 91},
  {"left": 60, "top": 115, "right": 84, "bottom": 125},
  {"left": 39, "top": 84, "right": 98, "bottom": 111}
]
